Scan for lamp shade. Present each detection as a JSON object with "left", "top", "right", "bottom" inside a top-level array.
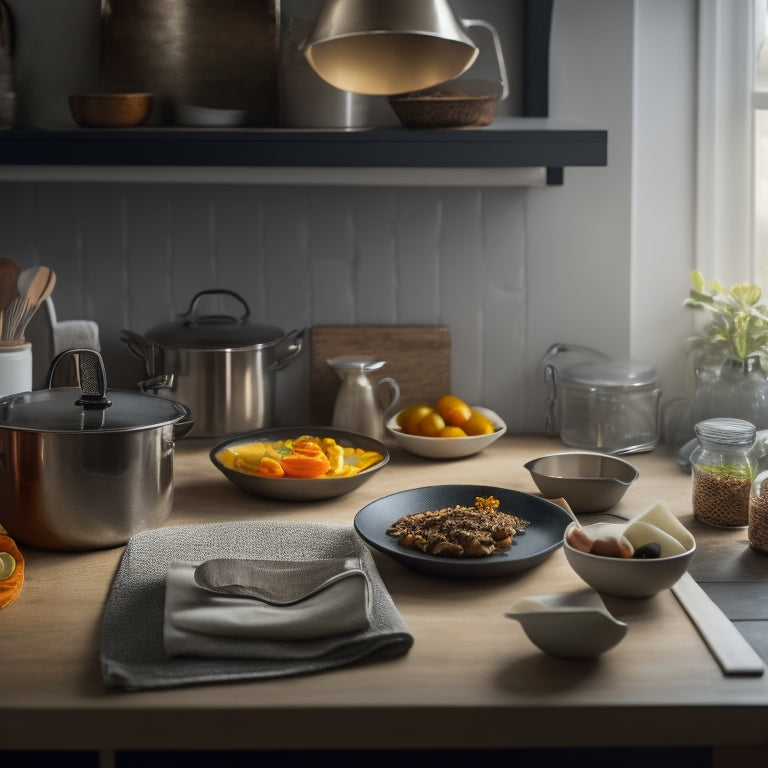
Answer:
[{"left": 303, "top": 0, "right": 479, "bottom": 95}]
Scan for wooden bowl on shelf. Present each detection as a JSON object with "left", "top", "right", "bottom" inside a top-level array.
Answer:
[
  {"left": 68, "top": 93, "right": 154, "bottom": 128},
  {"left": 387, "top": 79, "right": 502, "bottom": 129}
]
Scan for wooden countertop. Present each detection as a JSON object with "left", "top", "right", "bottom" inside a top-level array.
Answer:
[{"left": 3, "top": 435, "right": 768, "bottom": 754}]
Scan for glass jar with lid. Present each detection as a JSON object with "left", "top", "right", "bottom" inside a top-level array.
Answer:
[
  {"left": 547, "top": 359, "right": 661, "bottom": 453},
  {"left": 691, "top": 418, "right": 756, "bottom": 528}
]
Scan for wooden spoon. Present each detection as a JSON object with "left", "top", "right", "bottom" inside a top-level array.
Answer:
[
  {"left": 17, "top": 265, "right": 55, "bottom": 309},
  {"left": 3, "top": 266, "right": 57, "bottom": 342},
  {"left": 0, "top": 257, "right": 20, "bottom": 313}
]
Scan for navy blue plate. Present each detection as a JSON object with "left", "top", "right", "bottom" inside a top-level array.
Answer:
[{"left": 354, "top": 484, "right": 572, "bottom": 579}]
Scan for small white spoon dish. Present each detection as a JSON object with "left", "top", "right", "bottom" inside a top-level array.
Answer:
[{"left": 506, "top": 589, "right": 628, "bottom": 658}]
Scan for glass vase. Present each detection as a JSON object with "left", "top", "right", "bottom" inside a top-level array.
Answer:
[{"left": 693, "top": 355, "right": 768, "bottom": 431}]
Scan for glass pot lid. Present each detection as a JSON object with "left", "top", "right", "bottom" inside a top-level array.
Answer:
[
  {"left": 143, "top": 289, "right": 284, "bottom": 349},
  {"left": 561, "top": 360, "right": 659, "bottom": 391},
  {"left": 0, "top": 349, "right": 187, "bottom": 433}
]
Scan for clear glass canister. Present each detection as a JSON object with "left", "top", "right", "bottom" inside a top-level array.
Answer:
[
  {"left": 691, "top": 418, "right": 756, "bottom": 528},
  {"left": 554, "top": 360, "right": 661, "bottom": 453}
]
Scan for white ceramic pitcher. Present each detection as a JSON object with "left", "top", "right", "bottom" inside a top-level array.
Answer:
[{"left": 328, "top": 355, "right": 400, "bottom": 441}]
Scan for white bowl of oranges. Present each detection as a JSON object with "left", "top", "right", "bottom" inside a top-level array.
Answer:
[{"left": 386, "top": 395, "right": 506, "bottom": 459}]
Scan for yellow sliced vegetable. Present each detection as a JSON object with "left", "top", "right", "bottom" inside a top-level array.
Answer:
[{"left": 216, "top": 436, "right": 384, "bottom": 479}]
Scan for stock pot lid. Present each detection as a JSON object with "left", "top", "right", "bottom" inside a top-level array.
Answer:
[
  {"left": 0, "top": 387, "right": 186, "bottom": 433},
  {"left": 144, "top": 289, "right": 284, "bottom": 349},
  {"left": 561, "top": 360, "right": 658, "bottom": 390}
]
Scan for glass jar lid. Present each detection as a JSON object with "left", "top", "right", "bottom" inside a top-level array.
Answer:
[
  {"left": 694, "top": 417, "right": 757, "bottom": 447},
  {"left": 560, "top": 360, "right": 658, "bottom": 391}
]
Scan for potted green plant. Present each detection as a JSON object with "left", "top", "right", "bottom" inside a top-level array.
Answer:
[
  {"left": 684, "top": 269, "right": 768, "bottom": 430},
  {"left": 685, "top": 270, "right": 768, "bottom": 364}
]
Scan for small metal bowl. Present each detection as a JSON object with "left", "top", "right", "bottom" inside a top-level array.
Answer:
[{"left": 524, "top": 451, "right": 639, "bottom": 513}]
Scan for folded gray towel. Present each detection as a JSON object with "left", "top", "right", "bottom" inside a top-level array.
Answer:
[{"left": 100, "top": 520, "right": 413, "bottom": 691}]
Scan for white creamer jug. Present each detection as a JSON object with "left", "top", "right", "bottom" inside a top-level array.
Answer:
[{"left": 328, "top": 356, "right": 400, "bottom": 441}]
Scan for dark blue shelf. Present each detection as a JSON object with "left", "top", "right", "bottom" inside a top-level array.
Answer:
[{"left": 0, "top": 118, "right": 607, "bottom": 185}]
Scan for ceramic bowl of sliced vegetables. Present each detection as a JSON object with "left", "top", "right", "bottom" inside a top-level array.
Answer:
[
  {"left": 387, "top": 395, "right": 506, "bottom": 459},
  {"left": 210, "top": 427, "right": 389, "bottom": 501}
]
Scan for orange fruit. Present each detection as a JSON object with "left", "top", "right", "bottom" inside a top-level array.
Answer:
[
  {"left": 438, "top": 425, "right": 467, "bottom": 438},
  {"left": 417, "top": 410, "right": 446, "bottom": 437},
  {"left": 462, "top": 410, "right": 495, "bottom": 436},
  {"left": 435, "top": 394, "right": 472, "bottom": 427},
  {"left": 397, "top": 404, "right": 434, "bottom": 435}
]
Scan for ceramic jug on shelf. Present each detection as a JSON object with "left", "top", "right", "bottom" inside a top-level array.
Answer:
[{"left": 328, "top": 356, "right": 400, "bottom": 441}]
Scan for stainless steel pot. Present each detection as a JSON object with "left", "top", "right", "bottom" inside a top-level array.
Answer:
[
  {"left": 120, "top": 290, "right": 304, "bottom": 438},
  {"left": 0, "top": 349, "right": 193, "bottom": 551}
]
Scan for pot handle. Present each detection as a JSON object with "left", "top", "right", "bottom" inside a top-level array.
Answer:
[
  {"left": 182, "top": 289, "right": 250, "bottom": 328},
  {"left": 172, "top": 402, "right": 196, "bottom": 439},
  {"left": 461, "top": 18, "right": 509, "bottom": 100},
  {"left": 544, "top": 364, "right": 559, "bottom": 437},
  {"left": 119, "top": 329, "right": 154, "bottom": 379},
  {"left": 269, "top": 328, "right": 305, "bottom": 371}
]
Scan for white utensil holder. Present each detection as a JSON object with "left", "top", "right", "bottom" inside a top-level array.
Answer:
[{"left": 0, "top": 341, "right": 32, "bottom": 396}]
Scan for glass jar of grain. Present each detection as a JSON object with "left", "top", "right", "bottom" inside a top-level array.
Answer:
[
  {"left": 691, "top": 418, "right": 756, "bottom": 528},
  {"left": 749, "top": 469, "right": 768, "bottom": 553}
]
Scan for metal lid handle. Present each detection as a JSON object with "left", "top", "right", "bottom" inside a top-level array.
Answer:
[
  {"left": 46, "top": 348, "right": 112, "bottom": 410},
  {"left": 182, "top": 289, "right": 251, "bottom": 328}
]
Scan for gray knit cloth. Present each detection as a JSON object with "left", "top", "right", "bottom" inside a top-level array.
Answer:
[{"left": 100, "top": 520, "right": 414, "bottom": 691}]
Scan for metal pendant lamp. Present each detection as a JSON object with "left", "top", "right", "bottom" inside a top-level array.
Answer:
[{"left": 303, "top": 0, "right": 480, "bottom": 96}]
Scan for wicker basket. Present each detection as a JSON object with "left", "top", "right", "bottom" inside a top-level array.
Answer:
[{"left": 388, "top": 80, "right": 500, "bottom": 129}]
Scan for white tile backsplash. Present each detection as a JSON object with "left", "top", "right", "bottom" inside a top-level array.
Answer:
[{"left": 0, "top": 182, "right": 529, "bottom": 429}]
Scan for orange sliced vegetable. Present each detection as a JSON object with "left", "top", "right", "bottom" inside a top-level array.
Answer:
[
  {"left": 257, "top": 456, "right": 285, "bottom": 478},
  {"left": 280, "top": 450, "right": 331, "bottom": 478},
  {"left": 0, "top": 527, "right": 24, "bottom": 609},
  {"left": 218, "top": 436, "right": 384, "bottom": 479}
]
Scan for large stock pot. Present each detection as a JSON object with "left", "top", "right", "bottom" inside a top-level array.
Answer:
[
  {"left": 120, "top": 290, "right": 304, "bottom": 438},
  {"left": 0, "top": 349, "right": 193, "bottom": 551}
]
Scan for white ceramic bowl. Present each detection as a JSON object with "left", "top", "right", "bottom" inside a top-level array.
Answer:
[
  {"left": 506, "top": 589, "right": 628, "bottom": 658},
  {"left": 175, "top": 104, "right": 248, "bottom": 127},
  {"left": 386, "top": 406, "right": 506, "bottom": 459},
  {"left": 563, "top": 521, "right": 696, "bottom": 598}
]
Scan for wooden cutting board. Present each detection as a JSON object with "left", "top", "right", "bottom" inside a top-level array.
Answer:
[{"left": 309, "top": 325, "right": 451, "bottom": 426}]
